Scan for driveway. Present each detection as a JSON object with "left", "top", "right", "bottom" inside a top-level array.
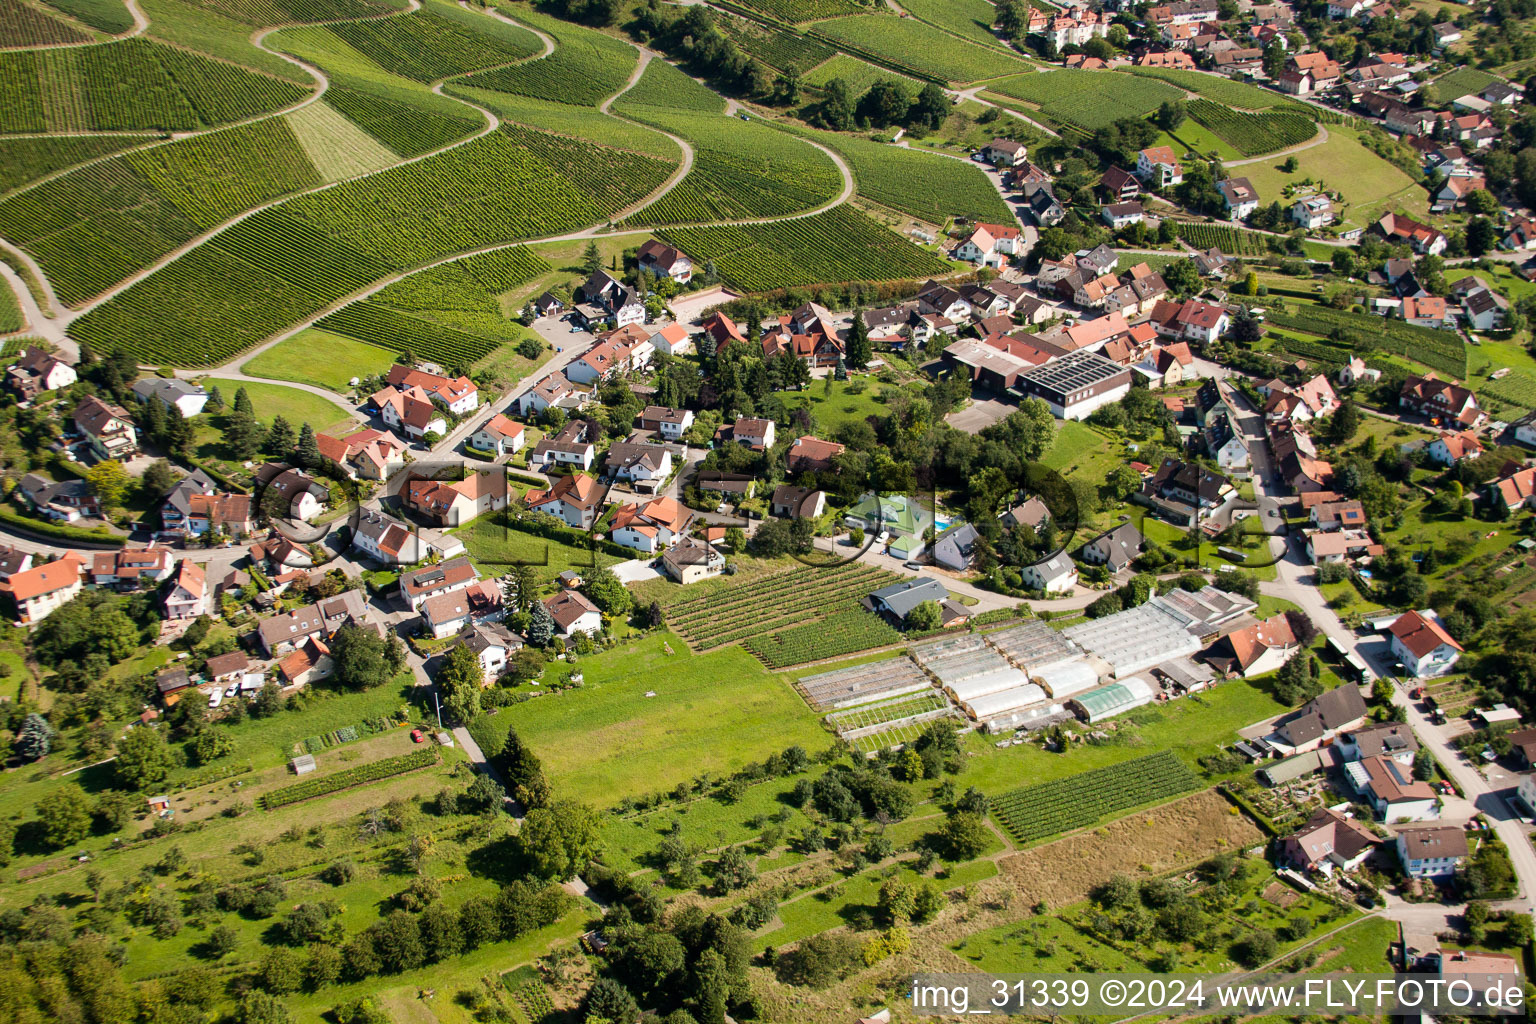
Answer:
[
  {"left": 670, "top": 286, "right": 739, "bottom": 323},
  {"left": 611, "top": 558, "right": 663, "bottom": 583},
  {"left": 945, "top": 394, "right": 1014, "bottom": 434}
]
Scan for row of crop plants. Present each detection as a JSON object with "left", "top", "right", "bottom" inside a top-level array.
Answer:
[
  {"left": 1176, "top": 222, "right": 1272, "bottom": 257},
  {"left": 457, "top": 5, "right": 636, "bottom": 106},
  {"left": 989, "top": 751, "right": 1201, "bottom": 845},
  {"left": 743, "top": 609, "right": 904, "bottom": 668},
  {"left": 1257, "top": 301, "right": 1467, "bottom": 379},
  {"left": 261, "top": 748, "right": 438, "bottom": 809},
  {"left": 1186, "top": 100, "right": 1316, "bottom": 158}
]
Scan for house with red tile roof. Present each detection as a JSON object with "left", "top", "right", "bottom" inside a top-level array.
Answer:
[
  {"left": 701, "top": 312, "right": 746, "bottom": 352},
  {"left": 315, "top": 428, "right": 408, "bottom": 480},
  {"left": 164, "top": 559, "right": 207, "bottom": 620},
  {"left": 1428, "top": 429, "right": 1483, "bottom": 466},
  {"left": 525, "top": 472, "right": 606, "bottom": 529},
  {"left": 470, "top": 414, "right": 525, "bottom": 457},
  {"left": 1389, "top": 609, "right": 1463, "bottom": 677},
  {"left": 610, "top": 496, "right": 694, "bottom": 554},
  {"left": 1136, "top": 146, "right": 1183, "bottom": 188},
  {"left": 786, "top": 435, "right": 845, "bottom": 474},
  {"left": 0, "top": 553, "right": 83, "bottom": 625},
  {"left": 371, "top": 384, "right": 447, "bottom": 441},
  {"left": 1488, "top": 465, "right": 1536, "bottom": 511},
  {"left": 1200, "top": 612, "right": 1302, "bottom": 678},
  {"left": 386, "top": 364, "right": 478, "bottom": 415},
  {"left": 1399, "top": 373, "right": 1482, "bottom": 427}
]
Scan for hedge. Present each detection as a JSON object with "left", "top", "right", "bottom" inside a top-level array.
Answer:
[
  {"left": 0, "top": 504, "right": 125, "bottom": 546},
  {"left": 261, "top": 748, "right": 437, "bottom": 809}
]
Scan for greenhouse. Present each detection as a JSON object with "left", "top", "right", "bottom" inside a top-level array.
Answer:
[
  {"left": 1068, "top": 677, "right": 1156, "bottom": 722},
  {"left": 1035, "top": 658, "right": 1099, "bottom": 699},
  {"left": 961, "top": 682, "right": 1048, "bottom": 722}
]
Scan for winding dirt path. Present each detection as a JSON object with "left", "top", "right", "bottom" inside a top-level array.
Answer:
[
  {"left": 0, "top": 0, "right": 148, "bottom": 51},
  {"left": 1224, "top": 121, "right": 1331, "bottom": 167}
]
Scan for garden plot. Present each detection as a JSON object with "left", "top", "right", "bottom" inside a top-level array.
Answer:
[
  {"left": 827, "top": 691, "right": 962, "bottom": 753},
  {"left": 795, "top": 654, "right": 931, "bottom": 711}
]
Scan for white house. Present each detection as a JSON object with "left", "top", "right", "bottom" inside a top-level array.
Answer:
[
  {"left": 131, "top": 377, "right": 210, "bottom": 418},
  {"left": 954, "top": 223, "right": 1023, "bottom": 266},
  {"left": 648, "top": 323, "right": 693, "bottom": 357},
  {"left": 1218, "top": 176, "right": 1260, "bottom": 221},
  {"left": 1428, "top": 429, "right": 1483, "bottom": 466},
  {"left": 458, "top": 621, "right": 521, "bottom": 682},
  {"left": 544, "top": 589, "right": 602, "bottom": 637},
  {"left": 527, "top": 421, "right": 595, "bottom": 471},
  {"left": 525, "top": 472, "right": 605, "bottom": 530},
  {"left": 609, "top": 496, "right": 692, "bottom": 554},
  {"left": 1395, "top": 825, "right": 1467, "bottom": 877},
  {"left": 638, "top": 405, "right": 694, "bottom": 441},
  {"left": 1389, "top": 609, "right": 1463, "bottom": 677},
  {"left": 637, "top": 239, "right": 693, "bottom": 284},
  {"left": 1136, "top": 146, "right": 1183, "bottom": 188},
  {"left": 163, "top": 560, "right": 207, "bottom": 620},
  {"left": 1020, "top": 553, "right": 1077, "bottom": 593},
  {"left": 386, "top": 365, "right": 478, "bottom": 416},
  {"left": 661, "top": 536, "right": 725, "bottom": 584},
  {"left": 516, "top": 375, "right": 575, "bottom": 417},
  {"left": 1101, "top": 201, "right": 1145, "bottom": 229},
  {"left": 1291, "top": 195, "right": 1334, "bottom": 230},
  {"left": 470, "top": 414, "right": 525, "bottom": 457},
  {"left": 1513, "top": 410, "right": 1536, "bottom": 448},
  {"left": 603, "top": 441, "right": 672, "bottom": 492},
  {"left": 1348, "top": 754, "right": 1439, "bottom": 822}
]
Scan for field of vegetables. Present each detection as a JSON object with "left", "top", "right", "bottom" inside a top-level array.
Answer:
[
  {"left": 261, "top": 747, "right": 437, "bottom": 809},
  {"left": 744, "top": 610, "right": 904, "bottom": 668},
  {"left": 1187, "top": 99, "right": 1316, "bottom": 157},
  {"left": 1176, "top": 222, "right": 1272, "bottom": 257},
  {"left": 659, "top": 205, "right": 953, "bottom": 292},
  {"left": 0, "top": 37, "right": 312, "bottom": 134},
  {"left": 0, "top": 0, "right": 90, "bottom": 46},
  {"left": 813, "top": 14, "right": 1030, "bottom": 83},
  {"left": 668, "top": 562, "right": 899, "bottom": 652},
  {"left": 1258, "top": 301, "right": 1468, "bottom": 379},
  {"left": 325, "top": 2, "right": 541, "bottom": 83},
  {"left": 0, "top": 133, "right": 153, "bottom": 194},
  {"left": 0, "top": 117, "right": 325, "bottom": 305},
  {"left": 989, "top": 751, "right": 1201, "bottom": 845},
  {"left": 69, "top": 125, "right": 669, "bottom": 364},
  {"left": 783, "top": 123, "right": 1010, "bottom": 225},
  {"left": 620, "top": 109, "right": 842, "bottom": 225},
  {"left": 987, "top": 70, "right": 1185, "bottom": 132},
  {"left": 459, "top": 6, "right": 636, "bottom": 106}
]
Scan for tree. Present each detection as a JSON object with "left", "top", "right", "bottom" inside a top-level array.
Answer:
[
  {"left": 330, "top": 623, "right": 393, "bottom": 689},
  {"left": 205, "top": 923, "right": 240, "bottom": 958},
  {"left": 935, "top": 810, "right": 991, "bottom": 860},
  {"left": 857, "top": 79, "right": 910, "bottom": 128},
  {"left": 206, "top": 385, "right": 225, "bottom": 411},
  {"left": 507, "top": 564, "right": 539, "bottom": 613},
  {"left": 115, "top": 726, "right": 177, "bottom": 789},
  {"left": 295, "top": 422, "right": 323, "bottom": 470},
  {"left": 581, "top": 241, "right": 603, "bottom": 278},
  {"left": 1464, "top": 188, "right": 1500, "bottom": 215},
  {"left": 877, "top": 877, "right": 916, "bottom": 925},
  {"left": 528, "top": 600, "right": 556, "bottom": 646},
  {"left": 845, "top": 309, "right": 872, "bottom": 369},
  {"left": 584, "top": 979, "right": 639, "bottom": 1024},
  {"left": 37, "top": 783, "right": 93, "bottom": 848},
  {"left": 142, "top": 459, "right": 177, "bottom": 498},
  {"left": 1229, "top": 305, "right": 1263, "bottom": 343},
  {"left": 1155, "top": 100, "right": 1186, "bottom": 132},
  {"left": 518, "top": 799, "right": 601, "bottom": 879},
  {"left": 712, "top": 844, "right": 754, "bottom": 894},
  {"left": 436, "top": 643, "right": 483, "bottom": 724},
  {"left": 14, "top": 712, "right": 54, "bottom": 760},
  {"left": 905, "top": 600, "right": 942, "bottom": 631},
  {"left": 192, "top": 728, "right": 234, "bottom": 765},
  {"left": 1163, "top": 257, "right": 1202, "bottom": 297},
  {"left": 814, "top": 77, "right": 854, "bottom": 131},
  {"left": 582, "top": 565, "right": 631, "bottom": 616},
  {"left": 1466, "top": 216, "right": 1497, "bottom": 257},
  {"left": 911, "top": 82, "right": 948, "bottom": 130},
  {"left": 266, "top": 415, "right": 296, "bottom": 456},
  {"left": 1105, "top": 465, "right": 1142, "bottom": 501},
  {"left": 1332, "top": 400, "right": 1360, "bottom": 442},
  {"left": 238, "top": 992, "right": 291, "bottom": 1024},
  {"left": 258, "top": 947, "right": 302, "bottom": 994},
  {"left": 234, "top": 386, "right": 255, "bottom": 419},
  {"left": 87, "top": 459, "right": 129, "bottom": 511}
]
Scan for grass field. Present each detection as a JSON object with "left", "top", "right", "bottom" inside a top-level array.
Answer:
[
  {"left": 455, "top": 513, "right": 622, "bottom": 584},
  {"left": 199, "top": 376, "right": 357, "bottom": 433},
  {"left": 243, "top": 329, "right": 400, "bottom": 393},
  {"left": 1156, "top": 123, "right": 1241, "bottom": 164},
  {"left": 781, "top": 377, "right": 901, "bottom": 432},
  {"left": 1240, "top": 125, "right": 1426, "bottom": 227},
  {"left": 469, "top": 632, "right": 831, "bottom": 807}
]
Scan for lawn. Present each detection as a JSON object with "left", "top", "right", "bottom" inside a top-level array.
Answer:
[
  {"left": 471, "top": 632, "right": 832, "bottom": 807},
  {"left": 1143, "top": 516, "right": 1280, "bottom": 581},
  {"left": 780, "top": 377, "right": 900, "bottom": 432},
  {"left": 198, "top": 377, "right": 358, "bottom": 434},
  {"left": 1158, "top": 122, "right": 1242, "bottom": 164},
  {"left": 957, "top": 676, "right": 1292, "bottom": 797},
  {"left": 455, "top": 513, "right": 623, "bottom": 585},
  {"left": 1239, "top": 125, "right": 1427, "bottom": 228},
  {"left": 1038, "top": 419, "right": 1124, "bottom": 482},
  {"left": 242, "top": 329, "right": 400, "bottom": 394}
]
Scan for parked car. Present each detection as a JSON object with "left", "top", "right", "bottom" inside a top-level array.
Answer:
[
  {"left": 411, "top": 729, "right": 424, "bottom": 743},
  {"left": 223, "top": 684, "right": 239, "bottom": 698},
  {"left": 208, "top": 690, "right": 223, "bottom": 709}
]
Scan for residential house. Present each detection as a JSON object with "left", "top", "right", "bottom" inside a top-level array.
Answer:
[
  {"left": 721, "top": 416, "right": 775, "bottom": 450},
  {"left": 1376, "top": 212, "right": 1447, "bottom": 255},
  {"left": 603, "top": 440, "right": 672, "bottom": 492},
  {"left": 1271, "top": 683, "right": 1369, "bottom": 752},
  {"left": 1517, "top": 410, "right": 1536, "bottom": 448},
  {"left": 954, "top": 223, "right": 1023, "bottom": 266},
  {"left": 637, "top": 405, "right": 694, "bottom": 441},
  {"left": 255, "top": 465, "right": 328, "bottom": 523},
  {"left": 1459, "top": 283, "right": 1509, "bottom": 330},
  {"left": 1139, "top": 458, "right": 1235, "bottom": 522},
  {"left": 648, "top": 323, "right": 693, "bottom": 357},
  {"left": 636, "top": 239, "right": 693, "bottom": 283},
  {"left": 90, "top": 546, "right": 174, "bottom": 587},
  {"left": 1280, "top": 807, "right": 1383, "bottom": 875},
  {"left": 981, "top": 138, "right": 1028, "bottom": 166},
  {"left": 1279, "top": 51, "right": 1342, "bottom": 94},
  {"left": 566, "top": 323, "right": 653, "bottom": 385},
  {"left": 1401, "top": 294, "right": 1449, "bottom": 327},
  {"left": 5, "top": 347, "right": 76, "bottom": 400},
  {"left": 1488, "top": 465, "right": 1536, "bottom": 511},
  {"left": 1328, "top": 0, "right": 1374, "bottom": 18},
  {"left": 845, "top": 492, "right": 934, "bottom": 560},
  {"left": 1428, "top": 429, "right": 1483, "bottom": 466},
  {"left": 1433, "top": 172, "right": 1487, "bottom": 211},
  {"left": 543, "top": 589, "right": 602, "bottom": 637},
  {"left": 279, "top": 637, "right": 333, "bottom": 687},
  {"left": 577, "top": 269, "right": 645, "bottom": 329},
  {"left": 1306, "top": 529, "right": 1383, "bottom": 564},
  {"left": 1020, "top": 553, "right": 1078, "bottom": 594},
  {"left": 1334, "top": 721, "right": 1418, "bottom": 766},
  {"left": 787, "top": 435, "right": 845, "bottom": 474},
  {"left": 131, "top": 377, "right": 209, "bottom": 418},
  {"left": 0, "top": 553, "right": 83, "bottom": 625},
  {"left": 421, "top": 579, "right": 504, "bottom": 639},
  {"left": 1102, "top": 201, "right": 1145, "bottom": 229},
  {"left": 205, "top": 651, "right": 249, "bottom": 685},
  {"left": 1389, "top": 609, "right": 1463, "bottom": 677},
  {"left": 1021, "top": 182, "right": 1066, "bottom": 226},
  {"left": 1338, "top": 356, "right": 1380, "bottom": 387},
  {"left": 470, "top": 414, "right": 525, "bottom": 457},
  {"left": 73, "top": 395, "right": 138, "bottom": 462},
  {"left": 516, "top": 374, "right": 576, "bottom": 417},
  {"left": 18, "top": 474, "right": 99, "bottom": 522},
  {"left": 532, "top": 292, "right": 564, "bottom": 318},
  {"left": 1079, "top": 521, "right": 1142, "bottom": 571},
  {"left": 770, "top": 484, "right": 826, "bottom": 519},
  {"left": 1136, "top": 146, "right": 1183, "bottom": 188},
  {"left": 661, "top": 536, "right": 726, "bottom": 584},
  {"left": 1291, "top": 194, "right": 1334, "bottom": 230},
  {"left": 527, "top": 420, "right": 596, "bottom": 471},
  {"left": 163, "top": 559, "right": 206, "bottom": 620},
  {"left": 371, "top": 384, "right": 447, "bottom": 442},
  {"left": 0, "top": 546, "right": 34, "bottom": 582},
  {"left": 1349, "top": 754, "right": 1438, "bottom": 822},
  {"left": 933, "top": 523, "right": 980, "bottom": 571},
  {"left": 407, "top": 470, "right": 509, "bottom": 526},
  {"left": 398, "top": 557, "right": 477, "bottom": 613},
  {"left": 186, "top": 492, "right": 255, "bottom": 538},
  {"left": 257, "top": 603, "right": 327, "bottom": 657},
  {"left": 1100, "top": 166, "right": 1140, "bottom": 202},
  {"left": 525, "top": 472, "right": 606, "bottom": 529},
  {"left": 1204, "top": 407, "right": 1250, "bottom": 470},
  {"left": 1201, "top": 612, "right": 1302, "bottom": 678},
  {"left": 1310, "top": 499, "right": 1367, "bottom": 531},
  {"left": 1001, "top": 496, "right": 1051, "bottom": 532},
  {"left": 1501, "top": 216, "right": 1536, "bottom": 251},
  {"left": 701, "top": 312, "right": 747, "bottom": 352},
  {"left": 458, "top": 621, "right": 522, "bottom": 682},
  {"left": 1399, "top": 373, "right": 1482, "bottom": 427},
  {"left": 315, "top": 428, "right": 408, "bottom": 480},
  {"left": 611, "top": 496, "right": 693, "bottom": 554},
  {"left": 1218, "top": 176, "right": 1260, "bottom": 221},
  {"left": 351, "top": 509, "right": 465, "bottom": 565},
  {"left": 869, "top": 576, "right": 949, "bottom": 625},
  {"left": 1162, "top": 298, "right": 1229, "bottom": 344},
  {"left": 386, "top": 365, "right": 478, "bottom": 416}
]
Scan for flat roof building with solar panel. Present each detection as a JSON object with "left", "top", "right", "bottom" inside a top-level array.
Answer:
[{"left": 1014, "top": 350, "right": 1133, "bottom": 420}]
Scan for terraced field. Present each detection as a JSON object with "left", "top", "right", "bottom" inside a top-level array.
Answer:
[
  {"left": 456, "top": 5, "right": 635, "bottom": 106},
  {"left": 0, "top": 133, "right": 153, "bottom": 193},
  {"left": 813, "top": 13, "right": 1030, "bottom": 83},
  {"left": 0, "top": 37, "right": 312, "bottom": 134},
  {"left": 719, "top": 16, "right": 835, "bottom": 74},
  {"left": 322, "top": 0, "right": 541, "bottom": 82},
  {"left": 69, "top": 124, "right": 672, "bottom": 364},
  {"left": 988, "top": 70, "right": 1185, "bottom": 135},
  {"left": 658, "top": 205, "right": 953, "bottom": 291}
]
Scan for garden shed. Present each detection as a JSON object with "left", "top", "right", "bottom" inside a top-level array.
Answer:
[{"left": 290, "top": 754, "right": 316, "bottom": 776}]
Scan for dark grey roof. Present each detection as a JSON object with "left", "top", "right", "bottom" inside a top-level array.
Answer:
[{"left": 870, "top": 577, "right": 948, "bottom": 619}]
